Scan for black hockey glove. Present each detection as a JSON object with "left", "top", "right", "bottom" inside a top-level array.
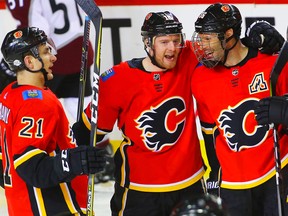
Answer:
[
  {"left": 55, "top": 146, "right": 107, "bottom": 180},
  {"left": 244, "top": 20, "right": 284, "bottom": 54},
  {"left": 205, "top": 177, "right": 219, "bottom": 196},
  {"left": 95, "top": 142, "right": 115, "bottom": 183},
  {"left": 254, "top": 96, "right": 288, "bottom": 126},
  {"left": 0, "top": 58, "right": 16, "bottom": 93},
  {"left": 72, "top": 117, "right": 107, "bottom": 146}
]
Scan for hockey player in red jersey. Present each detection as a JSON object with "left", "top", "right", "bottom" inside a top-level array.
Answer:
[
  {"left": 2, "top": 0, "right": 94, "bottom": 121},
  {"left": 2, "top": 0, "right": 115, "bottom": 184},
  {"left": 72, "top": 9, "right": 285, "bottom": 215},
  {"left": 0, "top": 27, "right": 106, "bottom": 216},
  {"left": 191, "top": 3, "right": 288, "bottom": 216},
  {"left": 73, "top": 11, "right": 206, "bottom": 216}
]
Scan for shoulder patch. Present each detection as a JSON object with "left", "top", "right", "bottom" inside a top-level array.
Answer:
[
  {"left": 22, "top": 89, "right": 43, "bottom": 100},
  {"left": 101, "top": 68, "right": 115, "bottom": 81},
  {"left": 196, "top": 62, "right": 203, "bottom": 68}
]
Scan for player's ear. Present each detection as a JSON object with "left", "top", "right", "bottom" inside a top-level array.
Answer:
[
  {"left": 144, "top": 38, "right": 154, "bottom": 56},
  {"left": 225, "top": 28, "right": 234, "bottom": 38},
  {"left": 23, "top": 55, "right": 34, "bottom": 70},
  {"left": 24, "top": 55, "right": 41, "bottom": 71}
]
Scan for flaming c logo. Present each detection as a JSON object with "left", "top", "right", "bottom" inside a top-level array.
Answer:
[
  {"left": 218, "top": 99, "right": 269, "bottom": 152},
  {"left": 136, "top": 97, "right": 186, "bottom": 152}
]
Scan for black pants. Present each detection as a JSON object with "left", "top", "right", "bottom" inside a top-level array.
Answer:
[
  {"left": 220, "top": 166, "right": 288, "bottom": 216},
  {"left": 110, "top": 180, "right": 204, "bottom": 216}
]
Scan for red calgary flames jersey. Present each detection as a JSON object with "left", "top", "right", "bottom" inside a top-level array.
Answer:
[
  {"left": 192, "top": 49, "right": 288, "bottom": 189},
  {"left": 84, "top": 41, "right": 205, "bottom": 192},
  {"left": 0, "top": 83, "right": 88, "bottom": 215}
]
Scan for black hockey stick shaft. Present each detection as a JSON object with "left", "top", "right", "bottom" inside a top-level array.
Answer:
[
  {"left": 75, "top": 0, "right": 103, "bottom": 215},
  {"left": 77, "top": 16, "right": 91, "bottom": 122},
  {"left": 270, "top": 43, "right": 288, "bottom": 96},
  {"left": 269, "top": 27, "right": 288, "bottom": 216}
]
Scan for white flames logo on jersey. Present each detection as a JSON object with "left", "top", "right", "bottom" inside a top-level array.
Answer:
[
  {"left": 217, "top": 98, "right": 269, "bottom": 152},
  {"left": 136, "top": 97, "right": 186, "bottom": 152}
]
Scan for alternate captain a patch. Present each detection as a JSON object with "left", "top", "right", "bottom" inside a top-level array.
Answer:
[
  {"left": 249, "top": 72, "right": 268, "bottom": 94},
  {"left": 22, "top": 90, "right": 43, "bottom": 100}
]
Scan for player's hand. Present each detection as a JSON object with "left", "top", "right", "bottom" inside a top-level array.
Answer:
[
  {"left": 244, "top": 20, "right": 284, "bottom": 54},
  {"left": 55, "top": 146, "right": 107, "bottom": 178},
  {"left": 254, "top": 96, "right": 288, "bottom": 126},
  {"left": 0, "top": 58, "right": 16, "bottom": 92}
]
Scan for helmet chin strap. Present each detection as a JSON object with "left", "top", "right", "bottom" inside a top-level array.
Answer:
[
  {"left": 24, "top": 58, "right": 49, "bottom": 81},
  {"left": 221, "top": 35, "right": 239, "bottom": 66}
]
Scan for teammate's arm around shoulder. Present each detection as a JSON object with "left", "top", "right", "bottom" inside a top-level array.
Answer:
[{"left": 243, "top": 20, "right": 284, "bottom": 54}]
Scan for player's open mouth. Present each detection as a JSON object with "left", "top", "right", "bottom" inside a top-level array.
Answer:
[
  {"left": 165, "top": 54, "right": 175, "bottom": 60},
  {"left": 205, "top": 51, "right": 214, "bottom": 59}
]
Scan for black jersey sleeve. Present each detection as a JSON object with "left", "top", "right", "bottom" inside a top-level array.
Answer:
[{"left": 14, "top": 146, "right": 75, "bottom": 187}]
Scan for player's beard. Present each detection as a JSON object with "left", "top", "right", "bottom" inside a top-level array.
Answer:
[{"left": 155, "top": 51, "right": 180, "bottom": 70}]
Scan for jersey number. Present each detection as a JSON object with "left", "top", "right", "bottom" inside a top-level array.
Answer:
[
  {"left": 19, "top": 117, "right": 44, "bottom": 138},
  {"left": 1, "top": 118, "right": 44, "bottom": 187},
  {"left": 50, "top": 0, "right": 83, "bottom": 34},
  {"left": 7, "top": 0, "right": 24, "bottom": 9}
]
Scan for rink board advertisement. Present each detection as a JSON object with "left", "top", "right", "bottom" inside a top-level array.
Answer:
[{"left": 0, "top": 1, "right": 287, "bottom": 141}]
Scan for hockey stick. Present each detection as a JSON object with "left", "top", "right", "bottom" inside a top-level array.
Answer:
[
  {"left": 269, "top": 27, "right": 288, "bottom": 216},
  {"left": 77, "top": 16, "right": 91, "bottom": 121},
  {"left": 75, "top": 0, "right": 103, "bottom": 215}
]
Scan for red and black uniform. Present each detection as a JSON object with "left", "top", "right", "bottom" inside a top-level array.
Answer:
[
  {"left": 0, "top": 82, "right": 88, "bottom": 215},
  {"left": 192, "top": 48, "right": 288, "bottom": 215},
  {"left": 80, "top": 41, "right": 205, "bottom": 215},
  {"left": 5, "top": 0, "right": 93, "bottom": 98}
]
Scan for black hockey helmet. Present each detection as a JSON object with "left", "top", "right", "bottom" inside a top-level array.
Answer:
[
  {"left": 141, "top": 11, "right": 185, "bottom": 69},
  {"left": 194, "top": 3, "right": 242, "bottom": 39},
  {"left": 141, "top": 11, "right": 183, "bottom": 37},
  {"left": 1, "top": 27, "right": 48, "bottom": 71},
  {"left": 170, "top": 194, "right": 227, "bottom": 216}
]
